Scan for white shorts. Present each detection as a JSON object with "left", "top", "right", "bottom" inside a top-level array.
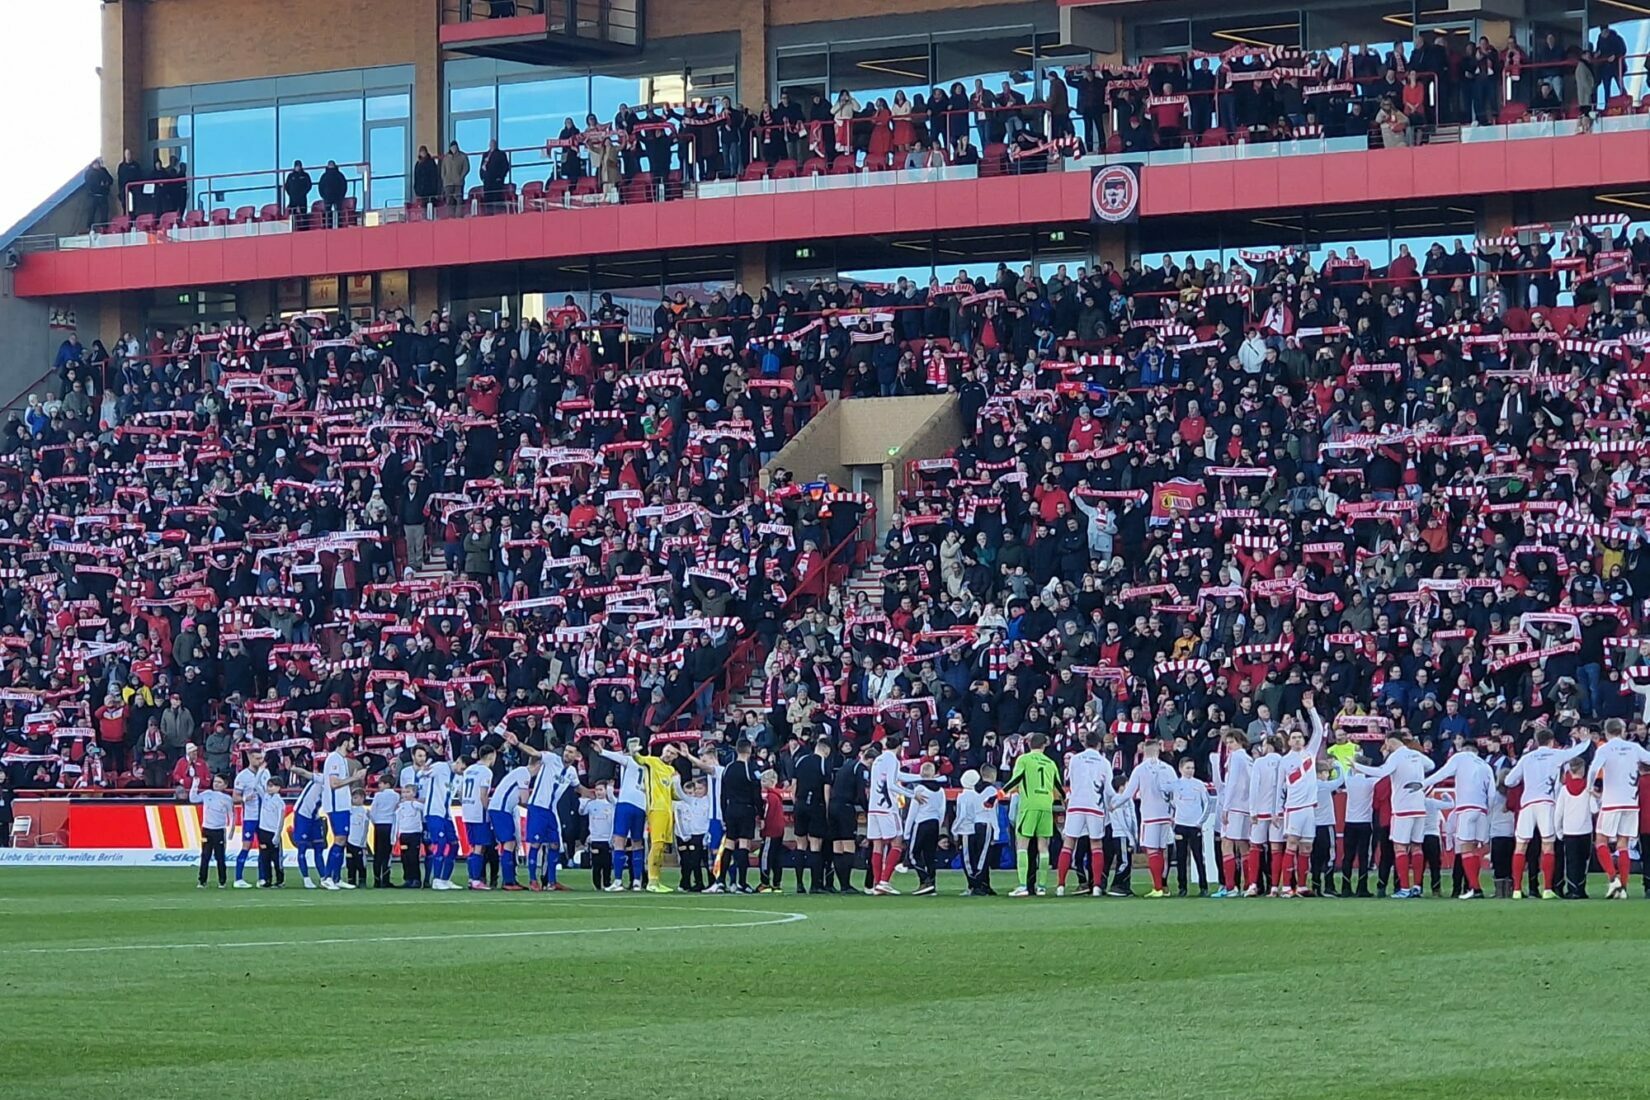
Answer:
[
  {"left": 1248, "top": 815, "right": 1283, "bottom": 845},
  {"left": 867, "top": 810, "right": 901, "bottom": 841},
  {"left": 1221, "top": 809, "right": 1250, "bottom": 840},
  {"left": 1390, "top": 814, "right": 1426, "bottom": 846},
  {"left": 1138, "top": 820, "right": 1173, "bottom": 850},
  {"left": 1597, "top": 808, "right": 1638, "bottom": 838},
  {"left": 1450, "top": 808, "right": 1489, "bottom": 846},
  {"left": 1283, "top": 806, "right": 1317, "bottom": 841},
  {"left": 1514, "top": 803, "right": 1554, "bottom": 842},
  {"left": 1062, "top": 808, "right": 1107, "bottom": 841}
]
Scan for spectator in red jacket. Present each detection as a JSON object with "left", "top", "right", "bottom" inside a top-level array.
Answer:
[
  {"left": 170, "top": 742, "right": 210, "bottom": 793},
  {"left": 756, "top": 770, "right": 788, "bottom": 892}
]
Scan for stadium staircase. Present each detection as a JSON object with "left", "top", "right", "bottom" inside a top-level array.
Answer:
[{"left": 716, "top": 554, "right": 887, "bottom": 724}]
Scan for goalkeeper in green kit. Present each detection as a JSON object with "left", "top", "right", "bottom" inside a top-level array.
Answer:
[{"left": 1002, "top": 733, "right": 1064, "bottom": 897}]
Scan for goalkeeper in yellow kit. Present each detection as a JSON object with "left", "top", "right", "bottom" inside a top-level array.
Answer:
[{"left": 600, "top": 739, "right": 688, "bottom": 893}]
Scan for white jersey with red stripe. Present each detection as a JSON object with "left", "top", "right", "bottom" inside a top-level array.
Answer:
[
  {"left": 1246, "top": 752, "right": 1283, "bottom": 819},
  {"left": 1357, "top": 747, "right": 1431, "bottom": 817},
  {"left": 1588, "top": 737, "right": 1650, "bottom": 813},
  {"left": 1280, "top": 716, "right": 1328, "bottom": 811},
  {"left": 1119, "top": 758, "right": 1177, "bottom": 825},
  {"left": 1422, "top": 751, "right": 1494, "bottom": 811},
  {"left": 1504, "top": 741, "right": 1591, "bottom": 808},
  {"left": 1217, "top": 747, "right": 1251, "bottom": 813},
  {"left": 1065, "top": 748, "right": 1113, "bottom": 818}
]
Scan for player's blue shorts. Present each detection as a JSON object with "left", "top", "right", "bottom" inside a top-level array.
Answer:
[
  {"left": 526, "top": 806, "right": 560, "bottom": 846},
  {"left": 241, "top": 818, "right": 259, "bottom": 844},
  {"left": 708, "top": 818, "right": 724, "bottom": 850},
  {"left": 292, "top": 814, "right": 319, "bottom": 846},
  {"left": 326, "top": 811, "right": 351, "bottom": 844},
  {"left": 488, "top": 809, "right": 518, "bottom": 845},
  {"left": 613, "top": 803, "right": 646, "bottom": 842},
  {"left": 465, "top": 818, "right": 494, "bottom": 847},
  {"left": 423, "top": 815, "right": 455, "bottom": 845}
]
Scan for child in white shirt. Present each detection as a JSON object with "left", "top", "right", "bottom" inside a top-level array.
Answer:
[
  {"left": 346, "top": 788, "right": 369, "bottom": 887},
  {"left": 579, "top": 782, "right": 616, "bottom": 890},
  {"left": 256, "top": 777, "right": 287, "bottom": 888},
  {"left": 1557, "top": 759, "right": 1599, "bottom": 899},
  {"left": 393, "top": 786, "right": 426, "bottom": 888},
  {"left": 674, "top": 778, "right": 711, "bottom": 892}
]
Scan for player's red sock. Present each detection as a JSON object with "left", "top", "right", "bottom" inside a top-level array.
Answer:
[
  {"left": 872, "top": 848, "right": 887, "bottom": 885},
  {"left": 1269, "top": 848, "right": 1285, "bottom": 888},
  {"left": 1596, "top": 842, "right": 1615, "bottom": 884},
  {"left": 1461, "top": 851, "right": 1480, "bottom": 892},
  {"left": 1243, "top": 848, "right": 1260, "bottom": 889},
  {"left": 1512, "top": 850, "right": 1527, "bottom": 892},
  {"left": 1616, "top": 848, "right": 1633, "bottom": 888},
  {"left": 1091, "top": 850, "right": 1107, "bottom": 889},
  {"left": 1056, "top": 848, "right": 1073, "bottom": 887},
  {"left": 1394, "top": 850, "right": 1410, "bottom": 890},
  {"left": 1148, "top": 849, "right": 1165, "bottom": 891},
  {"left": 1539, "top": 850, "right": 1555, "bottom": 893},
  {"left": 1221, "top": 853, "right": 1236, "bottom": 890},
  {"left": 1296, "top": 851, "right": 1311, "bottom": 890},
  {"left": 886, "top": 846, "right": 903, "bottom": 884}
]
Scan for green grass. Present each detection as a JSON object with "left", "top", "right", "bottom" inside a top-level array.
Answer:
[{"left": 2, "top": 868, "right": 1648, "bottom": 1099}]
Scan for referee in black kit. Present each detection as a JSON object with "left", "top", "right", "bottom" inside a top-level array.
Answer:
[
  {"left": 791, "top": 735, "right": 834, "bottom": 893},
  {"left": 828, "top": 743, "right": 872, "bottom": 894},
  {"left": 720, "top": 740, "right": 763, "bottom": 894}
]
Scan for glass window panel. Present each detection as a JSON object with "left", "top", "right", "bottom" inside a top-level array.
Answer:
[
  {"left": 450, "top": 84, "right": 496, "bottom": 114},
  {"left": 368, "top": 124, "right": 407, "bottom": 208},
  {"left": 453, "top": 115, "right": 494, "bottom": 192},
  {"left": 828, "top": 38, "right": 931, "bottom": 107},
  {"left": 279, "top": 97, "right": 365, "bottom": 171},
  {"left": 367, "top": 92, "right": 411, "bottom": 121},
  {"left": 590, "top": 75, "right": 646, "bottom": 126},
  {"left": 192, "top": 105, "right": 276, "bottom": 212},
  {"left": 500, "top": 78, "right": 580, "bottom": 184},
  {"left": 148, "top": 114, "right": 192, "bottom": 142}
]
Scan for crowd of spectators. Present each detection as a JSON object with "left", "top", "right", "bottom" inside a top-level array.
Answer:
[
  {"left": 10, "top": 211, "right": 1650, "bottom": 832},
  {"left": 0, "top": 287, "right": 869, "bottom": 796},
  {"left": 84, "top": 29, "right": 1650, "bottom": 232}
]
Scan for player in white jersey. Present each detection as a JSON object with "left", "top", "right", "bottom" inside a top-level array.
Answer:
[
  {"left": 317, "top": 733, "right": 362, "bottom": 890},
  {"left": 486, "top": 760, "right": 533, "bottom": 890},
  {"left": 1244, "top": 736, "right": 1284, "bottom": 896},
  {"left": 1422, "top": 741, "right": 1495, "bottom": 899},
  {"left": 418, "top": 752, "right": 459, "bottom": 890},
  {"left": 1056, "top": 731, "right": 1114, "bottom": 897},
  {"left": 288, "top": 760, "right": 328, "bottom": 888},
  {"left": 598, "top": 739, "right": 652, "bottom": 890},
  {"left": 1587, "top": 718, "right": 1650, "bottom": 898},
  {"left": 460, "top": 746, "right": 497, "bottom": 890},
  {"left": 508, "top": 735, "right": 591, "bottom": 890},
  {"left": 1501, "top": 726, "right": 1591, "bottom": 899},
  {"left": 231, "top": 746, "right": 270, "bottom": 887},
  {"left": 865, "top": 733, "right": 908, "bottom": 893},
  {"left": 1277, "top": 707, "right": 1328, "bottom": 896},
  {"left": 1352, "top": 734, "right": 1433, "bottom": 898},
  {"left": 1118, "top": 739, "right": 1178, "bottom": 898},
  {"left": 1212, "top": 731, "right": 1252, "bottom": 897}
]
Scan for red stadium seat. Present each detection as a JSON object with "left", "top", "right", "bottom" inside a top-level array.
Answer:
[
  {"left": 741, "top": 162, "right": 769, "bottom": 182},
  {"left": 520, "top": 180, "right": 545, "bottom": 209},
  {"left": 181, "top": 210, "right": 206, "bottom": 229},
  {"left": 232, "top": 205, "right": 257, "bottom": 224},
  {"left": 208, "top": 208, "right": 230, "bottom": 226},
  {"left": 829, "top": 157, "right": 858, "bottom": 175},
  {"left": 133, "top": 214, "right": 156, "bottom": 232},
  {"left": 801, "top": 156, "right": 829, "bottom": 176},
  {"left": 979, "top": 143, "right": 1008, "bottom": 177},
  {"left": 544, "top": 179, "right": 571, "bottom": 207},
  {"left": 107, "top": 215, "right": 131, "bottom": 233},
  {"left": 771, "top": 159, "right": 800, "bottom": 180}
]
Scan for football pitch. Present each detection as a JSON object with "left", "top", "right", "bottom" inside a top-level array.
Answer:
[{"left": 3, "top": 869, "right": 1648, "bottom": 1100}]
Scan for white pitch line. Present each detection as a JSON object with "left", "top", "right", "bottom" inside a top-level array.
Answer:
[{"left": 12, "top": 906, "right": 808, "bottom": 954}]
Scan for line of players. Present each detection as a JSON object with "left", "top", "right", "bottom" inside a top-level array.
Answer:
[{"left": 188, "top": 713, "right": 1650, "bottom": 901}]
